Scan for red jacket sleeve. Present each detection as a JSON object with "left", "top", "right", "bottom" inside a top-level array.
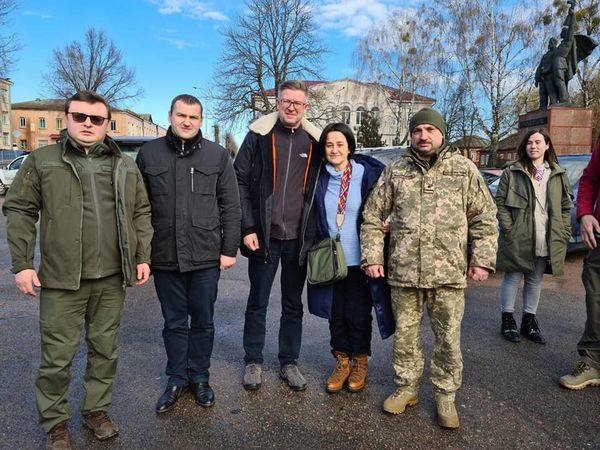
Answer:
[{"left": 577, "top": 139, "right": 600, "bottom": 220}]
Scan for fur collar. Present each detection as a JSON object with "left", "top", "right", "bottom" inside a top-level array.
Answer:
[{"left": 248, "top": 111, "right": 321, "bottom": 141}]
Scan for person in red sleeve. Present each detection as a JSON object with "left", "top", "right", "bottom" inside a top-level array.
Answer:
[{"left": 559, "top": 140, "right": 600, "bottom": 390}]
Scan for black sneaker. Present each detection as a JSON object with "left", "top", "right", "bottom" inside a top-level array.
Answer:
[
  {"left": 521, "top": 313, "right": 546, "bottom": 344},
  {"left": 501, "top": 312, "right": 520, "bottom": 342}
]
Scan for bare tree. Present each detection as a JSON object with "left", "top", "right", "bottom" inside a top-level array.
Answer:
[
  {"left": 209, "top": 0, "right": 326, "bottom": 126},
  {"left": 43, "top": 28, "right": 142, "bottom": 105},
  {"left": 0, "top": 0, "right": 19, "bottom": 76},
  {"left": 429, "top": 0, "right": 538, "bottom": 167},
  {"left": 224, "top": 131, "right": 239, "bottom": 158},
  {"left": 354, "top": 11, "right": 437, "bottom": 144}
]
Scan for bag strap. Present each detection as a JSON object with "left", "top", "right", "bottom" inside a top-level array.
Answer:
[{"left": 335, "top": 160, "right": 352, "bottom": 237}]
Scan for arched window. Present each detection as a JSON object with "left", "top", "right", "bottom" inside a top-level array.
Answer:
[
  {"left": 356, "top": 107, "right": 365, "bottom": 125},
  {"left": 341, "top": 106, "right": 351, "bottom": 124}
]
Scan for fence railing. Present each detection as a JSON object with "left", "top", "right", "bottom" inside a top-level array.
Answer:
[{"left": 0, "top": 150, "right": 27, "bottom": 166}]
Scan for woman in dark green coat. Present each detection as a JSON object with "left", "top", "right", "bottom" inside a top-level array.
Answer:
[{"left": 496, "top": 129, "right": 573, "bottom": 344}]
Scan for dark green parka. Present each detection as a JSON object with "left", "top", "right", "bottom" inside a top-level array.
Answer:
[
  {"left": 495, "top": 161, "right": 573, "bottom": 275},
  {"left": 2, "top": 135, "right": 153, "bottom": 290}
]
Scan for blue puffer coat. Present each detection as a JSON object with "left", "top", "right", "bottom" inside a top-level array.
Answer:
[{"left": 306, "top": 153, "right": 395, "bottom": 339}]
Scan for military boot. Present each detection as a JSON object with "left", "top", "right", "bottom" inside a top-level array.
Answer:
[
  {"left": 326, "top": 351, "right": 350, "bottom": 393},
  {"left": 560, "top": 360, "right": 600, "bottom": 390},
  {"left": 347, "top": 354, "right": 368, "bottom": 392},
  {"left": 382, "top": 387, "right": 419, "bottom": 414},
  {"left": 435, "top": 392, "right": 459, "bottom": 429}
]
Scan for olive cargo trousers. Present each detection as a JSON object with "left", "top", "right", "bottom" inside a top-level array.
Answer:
[{"left": 35, "top": 274, "right": 124, "bottom": 432}]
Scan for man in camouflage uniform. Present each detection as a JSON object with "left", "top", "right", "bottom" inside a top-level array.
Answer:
[{"left": 361, "top": 108, "right": 498, "bottom": 429}]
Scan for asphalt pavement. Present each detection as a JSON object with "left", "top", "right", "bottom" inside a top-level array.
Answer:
[{"left": 0, "top": 197, "right": 599, "bottom": 449}]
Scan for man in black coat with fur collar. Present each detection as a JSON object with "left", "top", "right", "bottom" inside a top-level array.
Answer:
[{"left": 234, "top": 80, "right": 322, "bottom": 391}]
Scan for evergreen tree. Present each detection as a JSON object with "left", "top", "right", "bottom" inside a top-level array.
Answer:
[{"left": 357, "top": 112, "right": 385, "bottom": 148}]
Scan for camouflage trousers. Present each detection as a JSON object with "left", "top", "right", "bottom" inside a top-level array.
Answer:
[{"left": 391, "top": 286, "right": 465, "bottom": 393}]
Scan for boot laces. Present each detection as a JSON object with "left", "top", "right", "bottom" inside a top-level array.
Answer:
[
  {"left": 571, "top": 360, "right": 591, "bottom": 376},
  {"left": 49, "top": 422, "right": 68, "bottom": 440}
]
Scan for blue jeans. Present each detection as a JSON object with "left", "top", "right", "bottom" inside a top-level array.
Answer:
[
  {"left": 153, "top": 268, "right": 220, "bottom": 386},
  {"left": 243, "top": 238, "right": 307, "bottom": 366},
  {"left": 499, "top": 257, "right": 548, "bottom": 315}
]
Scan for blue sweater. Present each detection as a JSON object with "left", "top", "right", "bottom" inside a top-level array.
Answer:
[{"left": 324, "top": 162, "right": 364, "bottom": 266}]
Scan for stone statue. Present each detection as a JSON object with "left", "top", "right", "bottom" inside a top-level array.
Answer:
[{"left": 536, "top": 0, "right": 598, "bottom": 107}]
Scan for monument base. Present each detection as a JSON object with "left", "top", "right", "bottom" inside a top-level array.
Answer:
[{"left": 518, "top": 106, "right": 593, "bottom": 154}]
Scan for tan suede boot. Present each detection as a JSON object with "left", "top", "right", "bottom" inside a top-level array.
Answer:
[
  {"left": 326, "top": 351, "right": 350, "bottom": 393},
  {"left": 347, "top": 354, "right": 368, "bottom": 392}
]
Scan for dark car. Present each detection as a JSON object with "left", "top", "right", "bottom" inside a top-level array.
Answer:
[
  {"left": 489, "top": 153, "right": 591, "bottom": 252},
  {"left": 112, "top": 135, "right": 157, "bottom": 159}
]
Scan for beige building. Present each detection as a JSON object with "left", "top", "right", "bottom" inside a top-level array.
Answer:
[
  {"left": 11, "top": 99, "right": 167, "bottom": 151},
  {"left": 0, "top": 78, "right": 12, "bottom": 149},
  {"left": 254, "top": 78, "right": 435, "bottom": 146}
]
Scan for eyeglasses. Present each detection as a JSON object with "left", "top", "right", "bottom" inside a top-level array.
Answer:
[
  {"left": 278, "top": 98, "right": 307, "bottom": 110},
  {"left": 68, "top": 112, "right": 107, "bottom": 126}
]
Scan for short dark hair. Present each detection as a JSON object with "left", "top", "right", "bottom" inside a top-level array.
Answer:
[
  {"left": 277, "top": 80, "right": 309, "bottom": 98},
  {"left": 517, "top": 128, "right": 558, "bottom": 176},
  {"left": 64, "top": 90, "right": 111, "bottom": 120},
  {"left": 170, "top": 94, "right": 203, "bottom": 117},
  {"left": 319, "top": 122, "right": 357, "bottom": 158}
]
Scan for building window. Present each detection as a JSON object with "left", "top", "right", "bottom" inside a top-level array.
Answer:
[
  {"left": 2, "top": 113, "right": 7, "bottom": 125},
  {"left": 110, "top": 120, "right": 117, "bottom": 131},
  {"left": 341, "top": 106, "right": 351, "bottom": 125},
  {"left": 19, "top": 139, "right": 27, "bottom": 149},
  {"left": 19, "top": 117, "right": 25, "bottom": 127},
  {"left": 56, "top": 118, "right": 63, "bottom": 129},
  {"left": 356, "top": 107, "right": 365, "bottom": 125},
  {"left": 371, "top": 107, "right": 380, "bottom": 120},
  {"left": 3, "top": 133, "right": 8, "bottom": 146},
  {"left": 39, "top": 117, "right": 46, "bottom": 129}
]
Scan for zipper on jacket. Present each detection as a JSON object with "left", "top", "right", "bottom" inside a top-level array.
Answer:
[
  {"left": 89, "top": 158, "right": 103, "bottom": 275},
  {"left": 190, "top": 167, "right": 194, "bottom": 193},
  {"left": 280, "top": 128, "right": 294, "bottom": 238}
]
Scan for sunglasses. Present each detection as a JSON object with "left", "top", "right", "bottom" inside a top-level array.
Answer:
[{"left": 68, "top": 112, "right": 107, "bottom": 126}]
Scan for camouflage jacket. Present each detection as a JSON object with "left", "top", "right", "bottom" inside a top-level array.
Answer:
[{"left": 360, "top": 146, "right": 498, "bottom": 289}]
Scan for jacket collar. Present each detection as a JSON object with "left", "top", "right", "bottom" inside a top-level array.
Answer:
[
  {"left": 509, "top": 160, "right": 565, "bottom": 176},
  {"left": 249, "top": 111, "right": 322, "bottom": 141},
  {"left": 166, "top": 126, "right": 203, "bottom": 157},
  {"left": 59, "top": 129, "right": 121, "bottom": 157}
]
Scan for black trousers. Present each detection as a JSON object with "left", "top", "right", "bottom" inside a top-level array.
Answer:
[
  {"left": 329, "top": 267, "right": 373, "bottom": 356},
  {"left": 153, "top": 268, "right": 220, "bottom": 386},
  {"left": 243, "top": 238, "right": 307, "bottom": 366},
  {"left": 580, "top": 246, "right": 600, "bottom": 369}
]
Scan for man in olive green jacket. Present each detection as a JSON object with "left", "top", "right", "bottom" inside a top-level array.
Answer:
[
  {"left": 361, "top": 108, "right": 498, "bottom": 429},
  {"left": 3, "top": 91, "right": 153, "bottom": 450}
]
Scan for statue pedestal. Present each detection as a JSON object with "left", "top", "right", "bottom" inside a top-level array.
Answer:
[{"left": 518, "top": 106, "right": 593, "bottom": 154}]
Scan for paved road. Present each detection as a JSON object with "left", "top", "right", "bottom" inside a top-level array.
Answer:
[{"left": 0, "top": 197, "right": 599, "bottom": 449}]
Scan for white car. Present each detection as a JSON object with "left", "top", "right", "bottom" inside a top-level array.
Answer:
[{"left": 0, "top": 154, "right": 28, "bottom": 195}]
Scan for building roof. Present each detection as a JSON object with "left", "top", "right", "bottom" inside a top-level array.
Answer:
[
  {"left": 261, "top": 78, "right": 435, "bottom": 104},
  {"left": 12, "top": 99, "right": 65, "bottom": 110},
  {"left": 12, "top": 99, "right": 159, "bottom": 124},
  {"left": 498, "top": 133, "right": 519, "bottom": 151},
  {"left": 451, "top": 135, "right": 489, "bottom": 148}
]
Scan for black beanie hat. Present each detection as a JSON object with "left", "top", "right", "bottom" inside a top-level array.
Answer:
[{"left": 409, "top": 107, "right": 446, "bottom": 136}]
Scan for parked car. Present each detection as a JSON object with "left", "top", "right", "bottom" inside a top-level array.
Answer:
[
  {"left": 112, "top": 135, "right": 157, "bottom": 159},
  {"left": 0, "top": 154, "right": 28, "bottom": 195},
  {"left": 489, "top": 154, "right": 591, "bottom": 252},
  {"left": 479, "top": 168, "right": 503, "bottom": 186}
]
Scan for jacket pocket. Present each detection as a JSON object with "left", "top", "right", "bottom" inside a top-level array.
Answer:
[
  {"left": 191, "top": 166, "right": 219, "bottom": 195},
  {"left": 191, "top": 215, "right": 221, "bottom": 262},
  {"left": 144, "top": 166, "right": 169, "bottom": 196}
]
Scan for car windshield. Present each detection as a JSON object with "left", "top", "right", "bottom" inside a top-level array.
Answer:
[{"left": 558, "top": 157, "right": 590, "bottom": 186}]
